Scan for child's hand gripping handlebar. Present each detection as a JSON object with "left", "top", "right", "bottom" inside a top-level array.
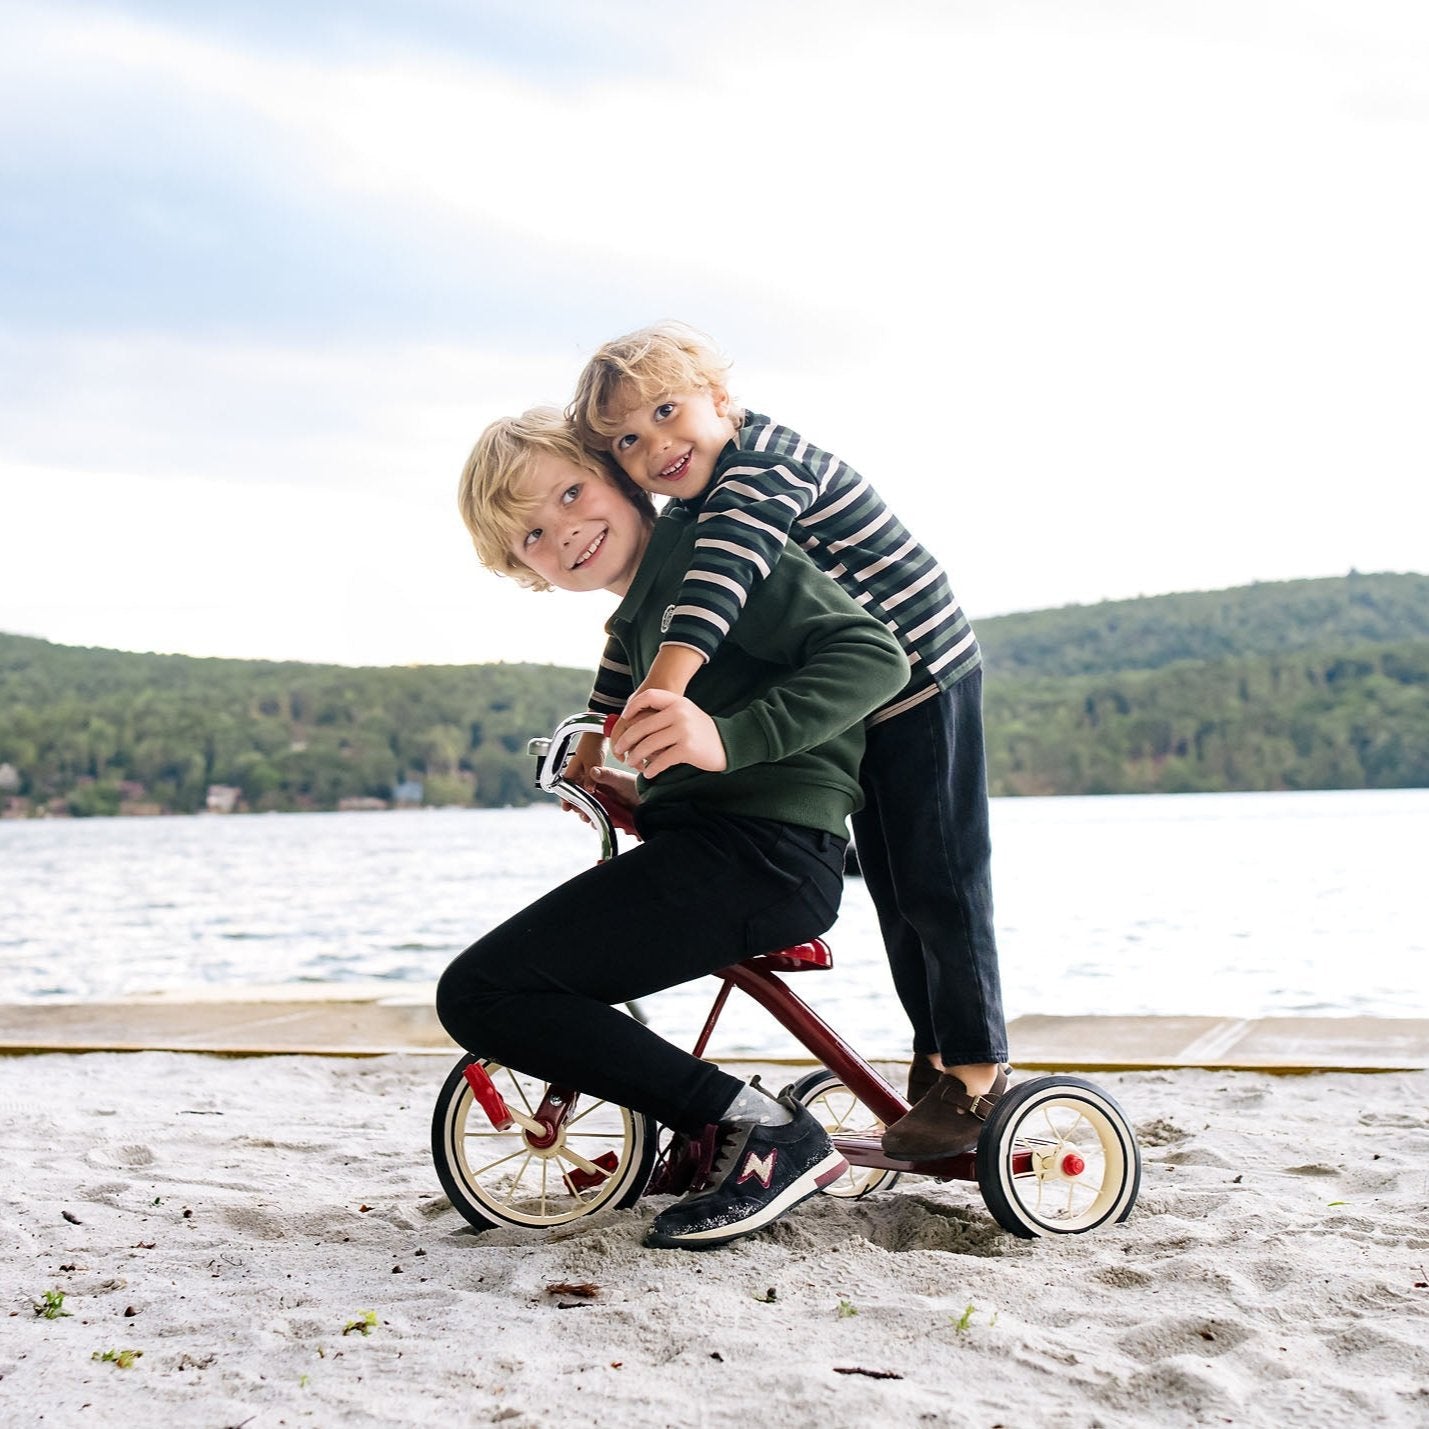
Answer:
[
  {"left": 527, "top": 714, "right": 639, "bottom": 857},
  {"left": 592, "top": 713, "right": 640, "bottom": 835}
]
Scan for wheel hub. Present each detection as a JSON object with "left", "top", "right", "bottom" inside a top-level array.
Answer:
[{"left": 1032, "top": 1141, "right": 1088, "bottom": 1182}]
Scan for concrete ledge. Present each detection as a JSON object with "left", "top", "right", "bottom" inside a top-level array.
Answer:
[
  {"left": 1005, "top": 1014, "right": 1429, "bottom": 1073},
  {"left": 0, "top": 998, "right": 1424, "bottom": 1070},
  {"left": 0, "top": 998, "right": 452, "bottom": 1058}
]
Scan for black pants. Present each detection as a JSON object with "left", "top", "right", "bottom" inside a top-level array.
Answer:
[
  {"left": 436, "top": 805, "right": 846, "bottom": 1133},
  {"left": 852, "top": 671, "right": 1009, "bottom": 1065}
]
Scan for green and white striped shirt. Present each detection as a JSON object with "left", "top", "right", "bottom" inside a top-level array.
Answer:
[{"left": 590, "top": 411, "right": 979, "bottom": 724}]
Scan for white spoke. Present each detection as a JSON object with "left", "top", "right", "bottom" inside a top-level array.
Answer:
[
  {"left": 553, "top": 1145, "right": 604, "bottom": 1177},
  {"left": 505, "top": 1071, "right": 537, "bottom": 1118},
  {"left": 463, "top": 1142, "right": 529, "bottom": 1177},
  {"left": 564, "top": 1100, "right": 608, "bottom": 1130},
  {"left": 504, "top": 1151, "right": 536, "bottom": 1204}
]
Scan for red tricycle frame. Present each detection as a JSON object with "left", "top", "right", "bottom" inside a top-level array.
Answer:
[{"left": 431, "top": 715, "right": 1140, "bottom": 1239}]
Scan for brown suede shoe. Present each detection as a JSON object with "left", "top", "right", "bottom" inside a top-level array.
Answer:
[
  {"left": 882, "top": 1065, "right": 1010, "bottom": 1160},
  {"left": 907, "top": 1055, "right": 940, "bottom": 1106}
]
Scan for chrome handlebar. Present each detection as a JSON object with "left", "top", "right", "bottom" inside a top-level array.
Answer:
[{"left": 528, "top": 713, "right": 619, "bottom": 862}]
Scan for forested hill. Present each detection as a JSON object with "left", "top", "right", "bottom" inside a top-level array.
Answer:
[
  {"left": 0, "top": 640, "right": 591, "bottom": 815},
  {"left": 976, "top": 571, "right": 1429, "bottom": 678},
  {"left": 1, "top": 571, "right": 1425, "bottom": 813},
  {"left": 975, "top": 572, "right": 1429, "bottom": 795}
]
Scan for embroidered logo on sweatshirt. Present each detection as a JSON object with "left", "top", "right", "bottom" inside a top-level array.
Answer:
[{"left": 660, "top": 604, "right": 676, "bottom": 634}]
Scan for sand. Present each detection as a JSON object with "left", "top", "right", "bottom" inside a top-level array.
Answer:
[{"left": 3, "top": 1052, "right": 1427, "bottom": 1427}]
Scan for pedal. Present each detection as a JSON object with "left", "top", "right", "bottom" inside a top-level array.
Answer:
[{"left": 563, "top": 1150, "right": 619, "bottom": 1195}]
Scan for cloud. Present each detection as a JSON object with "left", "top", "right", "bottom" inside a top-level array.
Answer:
[
  {"left": 0, "top": 456, "right": 615, "bottom": 670},
  {"left": 0, "top": 332, "right": 578, "bottom": 493},
  {"left": 1, "top": 0, "right": 1426, "bottom": 664}
]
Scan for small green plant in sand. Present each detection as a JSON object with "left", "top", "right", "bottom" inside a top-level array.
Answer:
[
  {"left": 951, "top": 1303, "right": 998, "bottom": 1333},
  {"left": 837, "top": 1299, "right": 858, "bottom": 1318},
  {"left": 93, "top": 1348, "right": 143, "bottom": 1368},
  {"left": 342, "top": 1311, "right": 378, "bottom": 1337},
  {"left": 34, "top": 1289, "right": 71, "bottom": 1320}
]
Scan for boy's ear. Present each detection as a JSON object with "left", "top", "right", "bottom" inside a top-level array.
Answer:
[{"left": 712, "top": 384, "right": 732, "bottom": 417}]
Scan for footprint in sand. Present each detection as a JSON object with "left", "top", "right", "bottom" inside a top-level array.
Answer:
[
  {"left": 78, "top": 1180, "right": 142, "bottom": 1208},
  {"left": 1117, "top": 1311, "right": 1256, "bottom": 1360},
  {"left": 86, "top": 1144, "right": 156, "bottom": 1169},
  {"left": 1094, "top": 1264, "right": 1156, "bottom": 1289},
  {"left": 1161, "top": 1145, "right": 1237, "bottom": 1168},
  {"left": 1135, "top": 1118, "right": 1187, "bottom": 1146},
  {"left": 843, "top": 1194, "right": 1011, "bottom": 1257}
]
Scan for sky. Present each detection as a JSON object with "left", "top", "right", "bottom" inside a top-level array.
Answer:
[{"left": 2, "top": 0, "right": 1426, "bottom": 672}]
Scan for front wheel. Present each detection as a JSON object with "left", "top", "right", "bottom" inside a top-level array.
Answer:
[
  {"left": 432, "top": 1055, "right": 658, "bottom": 1232},
  {"left": 976, "top": 1075, "right": 1140, "bottom": 1237},
  {"left": 787, "top": 1068, "right": 900, "bottom": 1199}
]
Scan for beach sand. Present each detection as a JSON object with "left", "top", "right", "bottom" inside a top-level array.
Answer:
[{"left": 3, "top": 1052, "right": 1427, "bottom": 1427}]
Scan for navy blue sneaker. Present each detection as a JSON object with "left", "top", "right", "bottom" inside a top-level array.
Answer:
[{"left": 645, "top": 1096, "right": 848, "bottom": 1250}]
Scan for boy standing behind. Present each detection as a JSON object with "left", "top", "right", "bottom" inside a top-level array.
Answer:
[{"left": 567, "top": 323, "right": 1009, "bottom": 1159}]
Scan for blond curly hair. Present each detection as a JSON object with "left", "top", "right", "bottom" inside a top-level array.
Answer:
[
  {"left": 568, "top": 321, "right": 744, "bottom": 450},
  {"left": 457, "top": 406, "right": 653, "bottom": 591}
]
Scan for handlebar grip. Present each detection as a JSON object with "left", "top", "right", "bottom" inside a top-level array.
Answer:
[
  {"left": 602, "top": 712, "right": 618, "bottom": 738},
  {"left": 589, "top": 785, "right": 639, "bottom": 836}
]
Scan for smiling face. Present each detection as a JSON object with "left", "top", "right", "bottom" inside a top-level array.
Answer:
[
  {"left": 606, "top": 385, "right": 738, "bottom": 500},
  {"left": 509, "top": 455, "right": 651, "bottom": 596}
]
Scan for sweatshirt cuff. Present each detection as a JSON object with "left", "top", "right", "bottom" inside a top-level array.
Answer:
[{"left": 712, "top": 709, "right": 773, "bottom": 773}]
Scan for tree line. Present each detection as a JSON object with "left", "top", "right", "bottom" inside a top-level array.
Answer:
[
  {"left": 1, "top": 572, "right": 1425, "bottom": 815},
  {"left": 976, "top": 571, "right": 1429, "bottom": 794},
  {"left": 0, "top": 641, "right": 590, "bottom": 815}
]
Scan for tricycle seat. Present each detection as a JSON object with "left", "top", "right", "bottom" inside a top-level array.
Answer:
[{"left": 743, "top": 938, "right": 833, "bottom": 973}]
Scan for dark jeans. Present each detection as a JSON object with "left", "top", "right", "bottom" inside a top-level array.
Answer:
[
  {"left": 851, "top": 670, "right": 1009, "bottom": 1065},
  {"left": 436, "top": 804, "right": 846, "bottom": 1133}
]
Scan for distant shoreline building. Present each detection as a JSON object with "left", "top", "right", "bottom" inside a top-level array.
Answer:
[
  {"left": 205, "top": 785, "right": 242, "bottom": 814},
  {"left": 392, "top": 779, "right": 423, "bottom": 809}
]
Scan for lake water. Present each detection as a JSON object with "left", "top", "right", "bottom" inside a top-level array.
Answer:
[{"left": 1, "top": 788, "right": 1424, "bottom": 1058}]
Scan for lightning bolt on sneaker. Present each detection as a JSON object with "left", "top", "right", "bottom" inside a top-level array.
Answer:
[{"left": 644, "top": 1095, "right": 849, "bottom": 1251}]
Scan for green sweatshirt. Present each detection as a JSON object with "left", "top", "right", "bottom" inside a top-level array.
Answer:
[{"left": 606, "top": 504, "right": 910, "bottom": 837}]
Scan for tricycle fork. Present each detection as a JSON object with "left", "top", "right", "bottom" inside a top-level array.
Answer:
[{"left": 459, "top": 1063, "right": 611, "bottom": 1181}]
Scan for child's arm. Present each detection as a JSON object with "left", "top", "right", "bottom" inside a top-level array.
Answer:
[
  {"left": 588, "top": 633, "right": 637, "bottom": 720},
  {"left": 640, "top": 643, "right": 706, "bottom": 698},
  {"left": 656, "top": 449, "right": 818, "bottom": 674},
  {"left": 566, "top": 633, "right": 639, "bottom": 796},
  {"left": 611, "top": 450, "right": 817, "bottom": 743},
  {"left": 709, "top": 580, "right": 907, "bottom": 772},
  {"left": 614, "top": 545, "right": 908, "bottom": 777},
  {"left": 609, "top": 689, "right": 727, "bottom": 780},
  {"left": 561, "top": 731, "right": 607, "bottom": 797},
  {"left": 606, "top": 643, "right": 706, "bottom": 747}
]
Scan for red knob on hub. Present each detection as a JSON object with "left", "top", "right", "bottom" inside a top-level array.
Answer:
[{"left": 1061, "top": 1152, "right": 1086, "bottom": 1177}]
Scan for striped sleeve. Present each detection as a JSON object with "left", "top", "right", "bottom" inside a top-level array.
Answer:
[
  {"left": 659, "top": 453, "right": 822, "bottom": 661},
  {"left": 586, "top": 633, "right": 634, "bottom": 714}
]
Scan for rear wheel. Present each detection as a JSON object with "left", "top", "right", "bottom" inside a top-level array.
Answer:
[
  {"left": 432, "top": 1055, "right": 657, "bottom": 1231},
  {"left": 975, "top": 1075, "right": 1140, "bottom": 1237},
  {"left": 787, "top": 1067, "right": 900, "bottom": 1199}
]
